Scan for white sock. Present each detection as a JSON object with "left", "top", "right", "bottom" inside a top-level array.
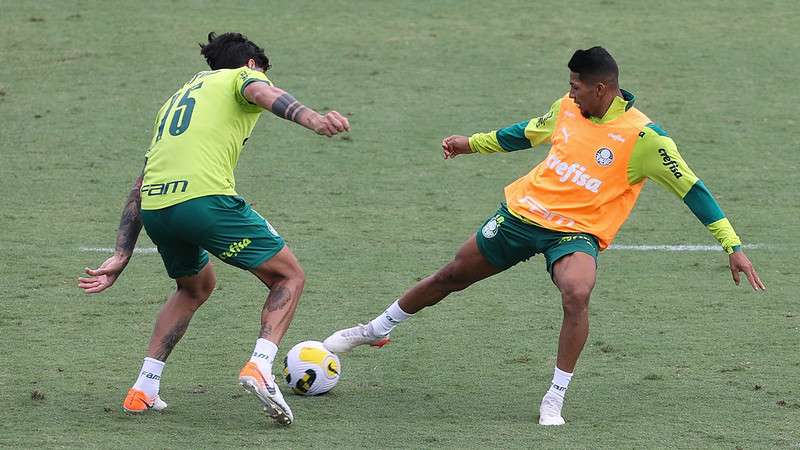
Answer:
[
  {"left": 368, "top": 300, "right": 413, "bottom": 336},
  {"left": 249, "top": 338, "right": 278, "bottom": 375},
  {"left": 547, "top": 367, "right": 573, "bottom": 400},
  {"left": 132, "top": 357, "right": 165, "bottom": 398}
]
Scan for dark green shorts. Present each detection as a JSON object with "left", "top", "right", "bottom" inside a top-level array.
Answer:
[
  {"left": 141, "top": 195, "right": 285, "bottom": 279},
  {"left": 476, "top": 203, "right": 599, "bottom": 273}
]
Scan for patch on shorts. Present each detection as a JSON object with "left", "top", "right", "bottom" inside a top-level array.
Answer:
[
  {"left": 481, "top": 215, "right": 503, "bottom": 238},
  {"left": 253, "top": 209, "right": 280, "bottom": 237},
  {"left": 265, "top": 220, "right": 279, "bottom": 237}
]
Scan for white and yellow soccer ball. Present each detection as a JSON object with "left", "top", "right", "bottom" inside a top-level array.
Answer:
[{"left": 283, "top": 340, "right": 341, "bottom": 396}]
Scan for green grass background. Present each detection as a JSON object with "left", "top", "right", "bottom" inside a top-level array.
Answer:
[{"left": 1, "top": 0, "right": 798, "bottom": 448}]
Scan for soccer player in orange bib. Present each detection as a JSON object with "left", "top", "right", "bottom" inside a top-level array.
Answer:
[{"left": 324, "top": 46, "right": 765, "bottom": 425}]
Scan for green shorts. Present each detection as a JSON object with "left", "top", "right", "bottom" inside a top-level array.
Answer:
[
  {"left": 476, "top": 203, "right": 599, "bottom": 273},
  {"left": 141, "top": 195, "right": 285, "bottom": 279}
]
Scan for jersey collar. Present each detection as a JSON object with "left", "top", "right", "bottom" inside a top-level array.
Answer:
[{"left": 591, "top": 89, "right": 635, "bottom": 124}]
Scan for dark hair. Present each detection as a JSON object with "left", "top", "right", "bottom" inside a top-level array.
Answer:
[
  {"left": 199, "top": 32, "right": 271, "bottom": 71},
  {"left": 567, "top": 46, "right": 618, "bottom": 83}
]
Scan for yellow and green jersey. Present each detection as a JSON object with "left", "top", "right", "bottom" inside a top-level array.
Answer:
[
  {"left": 141, "top": 67, "right": 272, "bottom": 210},
  {"left": 468, "top": 90, "right": 742, "bottom": 254}
]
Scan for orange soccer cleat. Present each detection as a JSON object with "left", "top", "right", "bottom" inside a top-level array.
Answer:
[
  {"left": 238, "top": 362, "right": 293, "bottom": 425},
  {"left": 122, "top": 388, "right": 168, "bottom": 413}
]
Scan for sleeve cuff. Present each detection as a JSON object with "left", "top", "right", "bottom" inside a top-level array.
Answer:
[
  {"left": 468, "top": 132, "right": 505, "bottom": 154},
  {"left": 728, "top": 244, "right": 743, "bottom": 254},
  {"left": 240, "top": 78, "right": 271, "bottom": 103},
  {"left": 707, "top": 217, "right": 741, "bottom": 254}
]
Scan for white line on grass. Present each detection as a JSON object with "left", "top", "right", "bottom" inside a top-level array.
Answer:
[
  {"left": 609, "top": 243, "right": 764, "bottom": 251},
  {"left": 79, "top": 246, "right": 159, "bottom": 254},
  {"left": 79, "top": 243, "right": 765, "bottom": 254}
]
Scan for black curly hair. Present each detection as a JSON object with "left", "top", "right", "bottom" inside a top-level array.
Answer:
[{"left": 199, "top": 32, "right": 271, "bottom": 71}]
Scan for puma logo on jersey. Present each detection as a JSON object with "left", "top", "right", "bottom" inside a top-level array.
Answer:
[
  {"left": 544, "top": 155, "right": 603, "bottom": 193},
  {"left": 560, "top": 127, "right": 571, "bottom": 143}
]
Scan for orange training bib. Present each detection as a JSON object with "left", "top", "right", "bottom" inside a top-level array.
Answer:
[{"left": 505, "top": 95, "right": 651, "bottom": 249}]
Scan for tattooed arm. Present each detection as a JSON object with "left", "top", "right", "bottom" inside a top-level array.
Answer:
[
  {"left": 243, "top": 83, "right": 350, "bottom": 136},
  {"left": 115, "top": 174, "right": 144, "bottom": 257},
  {"left": 78, "top": 170, "right": 144, "bottom": 294}
]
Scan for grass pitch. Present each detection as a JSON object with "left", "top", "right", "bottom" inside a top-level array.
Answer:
[{"left": 1, "top": 0, "right": 798, "bottom": 448}]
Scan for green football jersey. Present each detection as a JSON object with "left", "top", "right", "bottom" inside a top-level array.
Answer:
[{"left": 141, "top": 67, "right": 271, "bottom": 210}]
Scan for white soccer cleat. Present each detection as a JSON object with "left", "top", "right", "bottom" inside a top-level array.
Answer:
[
  {"left": 239, "top": 362, "right": 294, "bottom": 425},
  {"left": 322, "top": 323, "right": 390, "bottom": 354},
  {"left": 538, "top": 392, "right": 566, "bottom": 426}
]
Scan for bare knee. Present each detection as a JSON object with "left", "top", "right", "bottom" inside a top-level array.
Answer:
[
  {"left": 552, "top": 253, "right": 596, "bottom": 319},
  {"left": 273, "top": 264, "right": 305, "bottom": 290},
  {"left": 282, "top": 272, "right": 305, "bottom": 301},
  {"left": 176, "top": 287, "right": 212, "bottom": 311},
  {"left": 265, "top": 264, "right": 305, "bottom": 306},
  {"left": 201, "top": 269, "right": 217, "bottom": 297},
  {"left": 176, "top": 270, "right": 215, "bottom": 309},
  {"left": 252, "top": 247, "right": 306, "bottom": 292},
  {"left": 560, "top": 283, "right": 592, "bottom": 319},
  {"left": 292, "top": 265, "right": 305, "bottom": 289},
  {"left": 187, "top": 280, "right": 214, "bottom": 298}
]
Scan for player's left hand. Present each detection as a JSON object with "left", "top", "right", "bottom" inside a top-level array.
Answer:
[
  {"left": 728, "top": 251, "right": 766, "bottom": 291},
  {"left": 78, "top": 254, "right": 129, "bottom": 294}
]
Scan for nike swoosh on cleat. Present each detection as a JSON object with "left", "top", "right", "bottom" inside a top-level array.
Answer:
[
  {"left": 124, "top": 401, "right": 152, "bottom": 412},
  {"left": 247, "top": 366, "right": 277, "bottom": 395},
  {"left": 256, "top": 370, "right": 277, "bottom": 395}
]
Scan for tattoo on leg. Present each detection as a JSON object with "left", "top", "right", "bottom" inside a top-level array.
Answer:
[
  {"left": 266, "top": 286, "right": 291, "bottom": 312},
  {"left": 260, "top": 323, "right": 273, "bottom": 339},
  {"left": 153, "top": 317, "right": 190, "bottom": 361}
]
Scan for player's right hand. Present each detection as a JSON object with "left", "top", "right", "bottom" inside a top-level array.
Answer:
[
  {"left": 442, "top": 135, "right": 471, "bottom": 159},
  {"left": 312, "top": 111, "right": 350, "bottom": 137},
  {"left": 78, "top": 254, "right": 129, "bottom": 294},
  {"left": 728, "top": 251, "right": 766, "bottom": 291}
]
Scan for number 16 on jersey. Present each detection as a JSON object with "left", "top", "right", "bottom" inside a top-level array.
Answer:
[{"left": 155, "top": 82, "right": 203, "bottom": 142}]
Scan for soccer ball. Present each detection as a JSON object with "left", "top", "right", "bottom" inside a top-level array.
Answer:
[{"left": 283, "top": 340, "right": 341, "bottom": 396}]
